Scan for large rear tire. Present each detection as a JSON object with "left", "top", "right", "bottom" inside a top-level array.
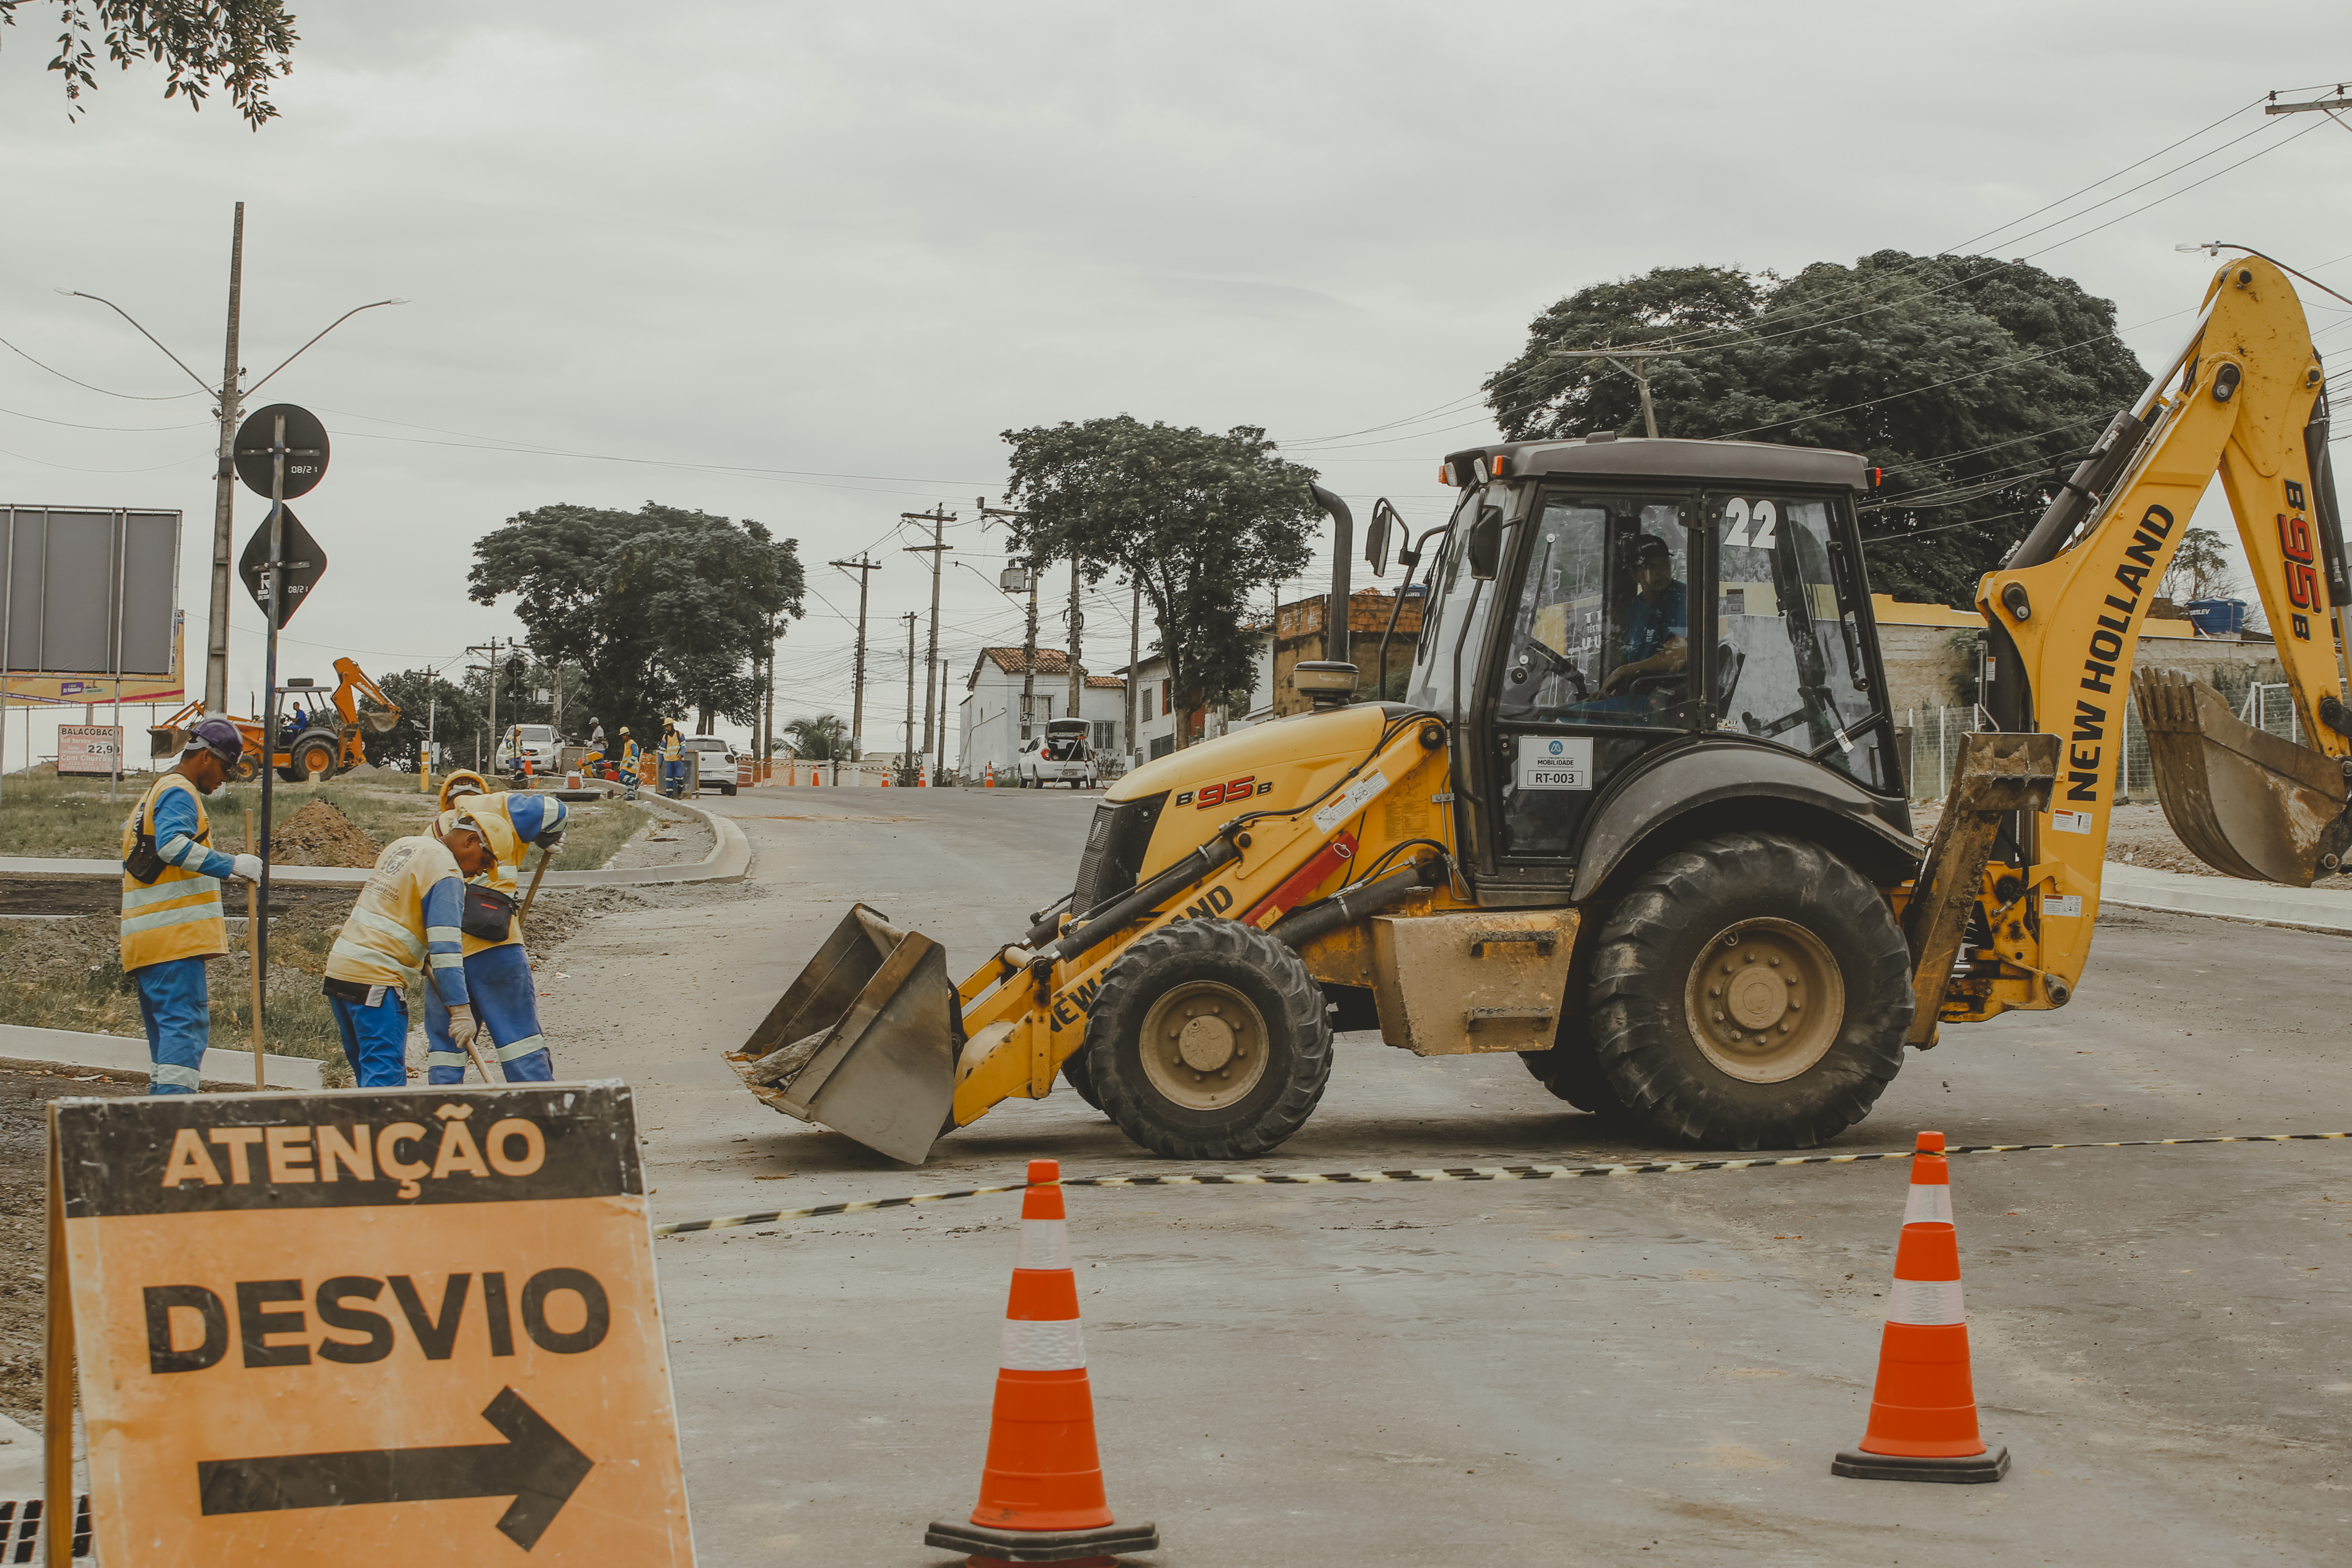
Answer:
[
  {"left": 1590, "top": 830, "right": 1911, "bottom": 1149},
  {"left": 291, "top": 732, "right": 339, "bottom": 782},
  {"left": 1087, "top": 918, "right": 1332, "bottom": 1160}
]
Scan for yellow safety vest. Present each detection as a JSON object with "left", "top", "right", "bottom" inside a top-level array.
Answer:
[
  {"left": 118, "top": 774, "right": 227, "bottom": 972},
  {"left": 661, "top": 734, "right": 683, "bottom": 761},
  {"left": 620, "top": 740, "right": 640, "bottom": 766},
  {"left": 436, "top": 804, "right": 526, "bottom": 956},
  {"left": 325, "top": 836, "right": 465, "bottom": 992}
]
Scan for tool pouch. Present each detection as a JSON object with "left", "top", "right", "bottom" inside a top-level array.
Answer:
[
  {"left": 460, "top": 883, "right": 517, "bottom": 942},
  {"left": 123, "top": 828, "right": 167, "bottom": 884}
]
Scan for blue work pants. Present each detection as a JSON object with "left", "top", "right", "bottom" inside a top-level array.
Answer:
[
  {"left": 623, "top": 763, "right": 640, "bottom": 801},
  {"left": 133, "top": 956, "right": 209, "bottom": 1095},
  {"left": 661, "top": 758, "right": 685, "bottom": 797},
  {"left": 329, "top": 989, "right": 411, "bottom": 1089},
  {"left": 423, "top": 943, "right": 554, "bottom": 1085}
]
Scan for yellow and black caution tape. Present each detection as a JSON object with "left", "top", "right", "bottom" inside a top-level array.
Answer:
[{"left": 651, "top": 1130, "right": 2349, "bottom": 1238}]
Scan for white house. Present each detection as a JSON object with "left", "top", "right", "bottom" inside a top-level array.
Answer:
[{"left": 958, "top": 647, "right": 1126, "bottom": 778}]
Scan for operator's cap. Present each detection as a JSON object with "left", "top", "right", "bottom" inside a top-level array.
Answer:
[
  {"left": 185, "top": 715, "right": 244, "bottom": 765},
  {"left": 1631, "top": 533, "right": 1672, "bottom": 562}
]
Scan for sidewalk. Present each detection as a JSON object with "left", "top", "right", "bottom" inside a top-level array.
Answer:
[
  {"left": 2103, "top": 862, "right": 2352, "bottom": 934},
  {"left": 0, "top": 1024, "right": 323, "bottom": 1088}
]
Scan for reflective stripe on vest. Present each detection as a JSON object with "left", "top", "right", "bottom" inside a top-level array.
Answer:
[
  {"left": 119, "top": 775, "right": 225, "bottom": 971},
  {"left": 325, "top": 837, "right": 461, "bottom": 991}
]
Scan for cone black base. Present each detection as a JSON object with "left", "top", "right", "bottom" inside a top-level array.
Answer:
[
  {"left": 924, "top": 1519, "right": 1160, "bottom": 1562},
  {"left": 1832, "top": 1444, "right": 2009, "bottom": 1484}
]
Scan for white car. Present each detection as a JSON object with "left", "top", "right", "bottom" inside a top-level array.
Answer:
[
  {"left": 495, "top": 723, "right": 561, "bottom": 775},
  {"left": 1016, "top": 721, "right": 1098, "bottom": 789},
  {"left": 681, "top": 734, "right": 739, "bottom": 795}
]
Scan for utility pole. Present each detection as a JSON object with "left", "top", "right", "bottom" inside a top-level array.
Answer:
[
  {"left": 1127, "top": 576, "right": 1141, "bottom": 763},
  {"left": 1065, "top": 559, "right": 1084, "bottom": 739},
  {"left": 2265, "top": 88, "right": 2350, "bottom": 114},
  {"left": 1551, "top": 346, "right": 1682, "bottom": 438},
  {"left": 975, "top": 498, "right": 1040, "bottom": 739},
  {"left": 206, "top": 203, "right": 245, "bottom": 715},
  {"left": 830, "top": 555, "right": 879, "bottom": 761},
  {"left": 467, "top": 637, "right": 503, "bottom": 769},
  {"left": 901, "top": 505, "right": 954, "bottom": 768},
  {"left": 901, "top": 611, "right": 919, "bottom": 785}
]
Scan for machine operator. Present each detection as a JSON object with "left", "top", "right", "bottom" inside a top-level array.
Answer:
[{"left": 1601, "top": 533, "right": 1688, "bottom": 698}]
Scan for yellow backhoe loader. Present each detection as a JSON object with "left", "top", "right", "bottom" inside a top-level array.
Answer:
[
  {"left": 149, "top": 656, "right": 401, "bottom": 783},
  {"left": 734, "top": 254, "right": 2349, "bottom": 1163}
]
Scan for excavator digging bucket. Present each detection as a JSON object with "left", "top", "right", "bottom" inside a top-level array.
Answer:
[
  {"left": 2134, "top": 667, "right": 2350, "bottom": 887},
  {"left": 362, "top": 710, "right": 401, "bottom": 734},
  {"left": 724, "top": 903, "right": 958, "bottom": 1164},
  {"left": 150, "top": 725, "right": 189, "bottom": 759}
]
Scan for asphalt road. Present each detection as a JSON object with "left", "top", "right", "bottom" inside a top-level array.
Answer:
[{"left": 540, "top": 785, "right": 2352, "bottom": 1567}]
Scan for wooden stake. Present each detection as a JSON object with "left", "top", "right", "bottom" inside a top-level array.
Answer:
[
  {"left": 246, "top": 808, "right": 265, "bottom": 1091},
  {"left": 44, "top": 1107, "right": 76, "bottom": 1568},
  {"left": 519, "top": 838, "right": 554, "bottom": 923}
]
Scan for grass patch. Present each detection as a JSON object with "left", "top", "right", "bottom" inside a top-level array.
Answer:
[{"left": 0, "top": 770, "right": 653, "bottom": 870}]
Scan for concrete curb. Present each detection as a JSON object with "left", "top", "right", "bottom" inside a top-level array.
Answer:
[
  {"left": 0, "top": 792, "right": 752, "bottom": 889},
  {"left": 2102, "top": 864, "right": 2352, "bottom": 935},
  {"left": 0, "top": 1023, "right": 324, "bottom": 1089}
]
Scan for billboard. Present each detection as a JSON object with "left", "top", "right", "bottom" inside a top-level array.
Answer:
[
  {"left": 1, "top": 506, "right": 181, "bottom": 677},
  {"left": 58, "top": 724, "right": 125, "bottom": 776},
  {"left": 0, "top": 610, "right": 184, "bottom": 706}
]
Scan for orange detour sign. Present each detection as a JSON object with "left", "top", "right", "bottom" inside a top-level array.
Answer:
[
  {"left": 926, "top": 1160, "right": 1156, "bottom": 1567},
  {"left": 44, "top": 1083, "right": 694, "bottom": 1563},
  {"left": 1832, "top": 1131, "right": 2009, "bottom": 1484}
]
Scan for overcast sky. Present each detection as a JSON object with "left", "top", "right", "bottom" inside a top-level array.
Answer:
[{"left": 2, "top": 2, "right": 2346, "bottom": 761}]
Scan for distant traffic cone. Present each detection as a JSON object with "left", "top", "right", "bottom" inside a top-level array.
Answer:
[
  {"left": 926, "top": 1160, "right": 1158, "bottom": 1566},
  {"left": 985, "top": 762, "right": 996, "bottom": 788},
  {"left": 880, "top": 768, "right": 891, "bottom": 787},
  {"left": 1833, "top": 1132, "right": 2008, "bottom": 1483}
]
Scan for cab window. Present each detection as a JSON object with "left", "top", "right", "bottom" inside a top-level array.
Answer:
[
  {"left": 1499, "top": 493, "right": 1697, "bottom": 729},
  {"left": 1712, "top": 492, "right": 1885, "bottom": 786}
]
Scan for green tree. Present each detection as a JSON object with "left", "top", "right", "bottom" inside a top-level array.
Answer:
[
  {"left": 370, "top": 669, "right": 483, "bottom": 770},
  {"left": 466, "top": 502, "right": 805, "bottom": 742},
  {"left": 780, "top": 715, "right": 849, "bottom": 759},
  {"left": 1485, "top": 252, "right": 2149, "bottom": 605},
  {"left": 2, "top": 0, "right": 298, "bottom": 127},
  {"left": 2162, "top": 526, "right": 2237, "bottom": 603},
  {"left": 1000, "top": 417, "right": 1318, "bottom": 750}
]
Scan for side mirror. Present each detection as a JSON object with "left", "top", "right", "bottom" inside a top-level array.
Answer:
[
  {"left": 1364, "top": 498, "right": 1402, "bottom": 579},
  {"left": 1467, "top": 505, "right": 1504, "bottom": 581}
]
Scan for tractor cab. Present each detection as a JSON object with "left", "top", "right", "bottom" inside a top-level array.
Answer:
[{"left": 1404, "top": 436, "right": 1914, "bottom": 900}]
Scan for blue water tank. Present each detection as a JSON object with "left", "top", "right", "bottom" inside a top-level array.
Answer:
[{"left": 2185, "top": 598, "right": 2246, "bottom": 636}]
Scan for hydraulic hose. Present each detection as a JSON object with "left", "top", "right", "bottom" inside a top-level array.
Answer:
[
  {"left": 1048, "top": 835, "right": 1242, "bottom": 965},
  {"left": 1266, "top": 856, "right": 1445, "bottom": 951},
  {"left": 2004, "top": 408, "right": 2149, "bottom": 571}
]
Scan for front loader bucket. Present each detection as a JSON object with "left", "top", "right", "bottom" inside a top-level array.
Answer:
[
  {"left": 2135, "top": 668, "right": 2349, "bottom": 887},
  {"left": 725, "top": 903, "right": 958, "bottom": 1164}
]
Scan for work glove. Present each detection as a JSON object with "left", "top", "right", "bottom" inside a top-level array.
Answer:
[
  {"left": 448, "top": 1004, "right": 478, "bottom": 1046},
  {"left": 535, "top": 829, "right": 565, "bottom": 851},
  {"left": 229, "top": 853, "right": 265, "bottom": 882}
]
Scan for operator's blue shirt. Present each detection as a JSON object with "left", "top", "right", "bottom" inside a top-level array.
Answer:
[
  {"left": 152, "top": 783, "right": 238, "bottom": 880},
  {"left": 1624, "top": 579, "right": 1688, "bottom": 665}
]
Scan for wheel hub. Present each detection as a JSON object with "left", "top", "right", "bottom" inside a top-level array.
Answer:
[
  {"left": 1139, "top": 981, "right": 1268, "bottom": 1109},
  {"left": 1685, "top": 918, "right": 1844, "bottom": 1084}
]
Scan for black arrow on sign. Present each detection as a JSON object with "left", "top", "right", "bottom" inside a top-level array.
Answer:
[{"left": 195, "top": 1386, "right": 592, "bottom": 1550}]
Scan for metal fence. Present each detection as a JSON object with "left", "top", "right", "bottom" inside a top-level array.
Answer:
[{"left": 1903, "top": 701, "right": 2159, "bottom": 802}]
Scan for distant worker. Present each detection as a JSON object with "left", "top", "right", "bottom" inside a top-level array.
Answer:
[
  {"left": 659, "top": 721, "right": 685, "bottom": 798},
  {"left": 618, "top": 726, "right": 640, "bottom": 800},
  {"left": 587, "top": 717, "right": 607, "bottom": 759},
  {"left": 428, "top": 773, "right": 568, "bottom": 1085},
  {"left": 322, "top": 817, "right": 489, "bottom": 1089},
  {"left": 117, "top": 717, "right": 263, "bottom": 1095}
]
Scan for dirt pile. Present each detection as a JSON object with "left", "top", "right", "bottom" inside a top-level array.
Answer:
[{"left": 270, "top": 799, "right": 385, "bottom": 867}]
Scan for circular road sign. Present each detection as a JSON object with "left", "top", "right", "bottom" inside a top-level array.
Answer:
[{"left": 233, "top": 403, "right": 331, "bottom": 499}]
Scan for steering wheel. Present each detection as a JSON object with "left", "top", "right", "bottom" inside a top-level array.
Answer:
[{"left": 1513, "top": 637, "right": 1588, "bottom": 700}]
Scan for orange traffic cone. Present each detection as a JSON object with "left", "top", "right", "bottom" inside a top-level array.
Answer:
[
  {"left": 985, "top": 762, "right": 996, "bottom": 788},
  {"left": 1834, "top": 1131, "right": 2008, "bottom": 1483},
  {"left": 926, "top": 1160, "right": 1157, "bottom": 1566},
  {"left": 880, "top": 767, "right": 891, "bottom": 787}
]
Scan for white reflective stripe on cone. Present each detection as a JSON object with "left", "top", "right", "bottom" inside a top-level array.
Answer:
[
  {"left": 1903, "top": 1184, "right": 1954, "bottom": 1225},
  {"left": 1001, "top": 1318, "right": 1087, "bottom": 1372},
  {"left": 1016, "top": 1218, "right": 1072, "bottom": 1271},
  {"left": 1886, "top": 1278, "right": 1967, "bottom": 1327}
]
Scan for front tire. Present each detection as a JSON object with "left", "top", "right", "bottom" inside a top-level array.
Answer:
[
  {"left": 1060, "top": 1045, "right": 1105, "bottom": 1111},
  {"left": 1087, "top": 918, "right": 1332, "bottom": 1160},
  {"left": 1590, "top": 830, "right": 1911, "bottom": 1150},
  {"left": 1520, "top": 1014, "right": 1630, "bottom": 1119}
]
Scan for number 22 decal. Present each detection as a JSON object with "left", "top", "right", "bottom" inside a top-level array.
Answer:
[{"left": 1722, "top": 498, "right": 1778, "bottom": 550}]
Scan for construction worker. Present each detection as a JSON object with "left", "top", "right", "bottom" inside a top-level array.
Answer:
[
  {"left": 617, "top": 726, "right": 640, "bottom": 799},
  {"left": 425, "top": 773, "right": 567, "bottom": 1085},
  {"left": 118, "top": 717, "right": 264, "bottom": 1095},
  {"left": 322, "top": 817, "right": 489, "bottom": 1089},
  {"left": 587, "top": 717, "right": 606, "bottom": 760},
  {"left": 659, "top": 721, "right": 686, "bottom": 798}
]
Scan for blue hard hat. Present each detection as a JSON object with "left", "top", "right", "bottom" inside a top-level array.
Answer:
[{"left": 186, "top": 715, "right": 245, "bottom": 765}]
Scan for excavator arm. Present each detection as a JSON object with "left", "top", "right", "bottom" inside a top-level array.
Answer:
[
  {"left": 330, "top": 656, "right": 402, "bottom": 731},
  {"left": 1944, "top": 255, "right": 2347, "bottom": 1027}
]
